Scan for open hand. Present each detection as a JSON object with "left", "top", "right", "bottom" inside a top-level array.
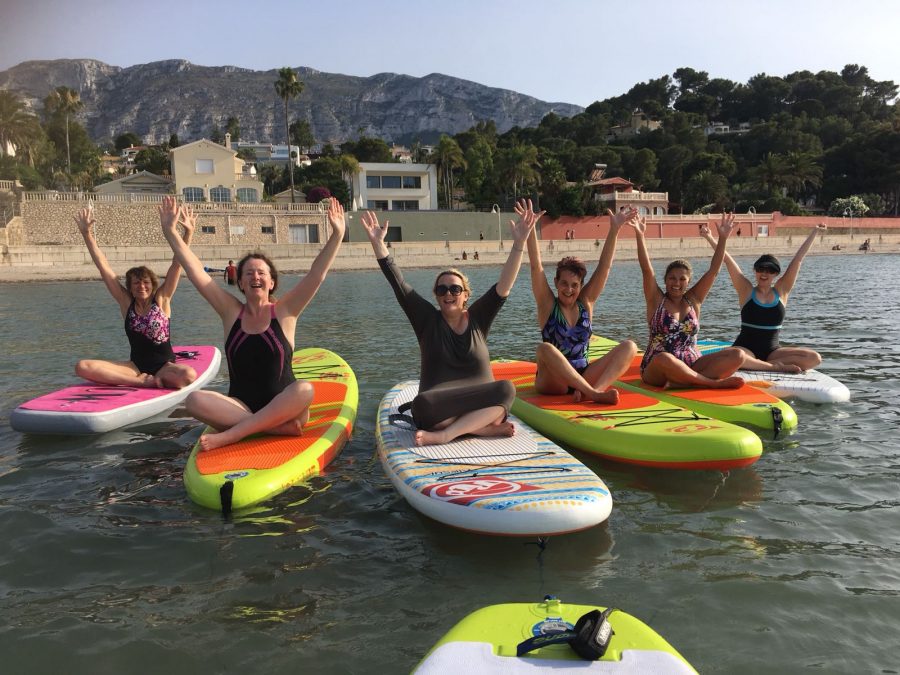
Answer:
[
  {"left": 179, "top": 204, "right": 196, "bottom": 241},
  {"left": 360, "top": 210, "right": 388, "bottom": 245},
  {"left": 158, "top": 196, "right": 179, "bottom": 233},
  {"left": 608, "top": 206, "right": 638, "bottom": 229},
  {"left": 74, "top": 207, "right": 95, "bottom": 236},
  {"left": 327, "top": 198, "right": 346, "bottom": 239},
  {"left": 715, "top": 212, "right": 736, "bottom": 238},
  {"left": 510, "top": 199, "right": 545, "bottom": 243},
  {"left": 626, "top": 215, "right": 647, "bottom": 235}
]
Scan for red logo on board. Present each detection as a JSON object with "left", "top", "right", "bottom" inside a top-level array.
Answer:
[{"left": 424, "top": 479, "right": 539, "bottom": 504}]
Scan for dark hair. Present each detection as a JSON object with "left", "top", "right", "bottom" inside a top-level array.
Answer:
[
  {"left": 124, "top": 266, "right": 160, "bottom": 298},
  {"left": 555, "top": 256, "right": 587, "bottom": 282},
  {"left": 753, "top": 254, "right": 781, "bottom": 274},
  {"left": 665, "top": 259, "right": 693, "bottom": 277},
  {"left": 237, "top": 252, "right": 279, "bottom": 298}
]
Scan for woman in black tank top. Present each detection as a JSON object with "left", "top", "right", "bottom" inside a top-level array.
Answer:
[
  {"left": 160, "top": 197, "right": 347, "bottom": 452},
  {"left": 700, "top": 222, "right": 825, "bottom": 372}
]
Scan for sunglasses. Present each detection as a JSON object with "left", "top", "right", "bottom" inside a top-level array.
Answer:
[
  {"left": 434, "top": 284, "right": 464, "bottom": 296},
  {"left": 754, "top": 265, "right": 779, "bottom": 273}
]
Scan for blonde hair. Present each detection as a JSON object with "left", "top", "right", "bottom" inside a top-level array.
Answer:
[{"left": 433, "top": 268, "right": 471, "bottom": 295}]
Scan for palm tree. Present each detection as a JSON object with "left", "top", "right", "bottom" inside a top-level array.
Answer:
[
  {"left": 338, "top": 154, "right": 361, "bottom": 210},
  {"left": 274, "top": 67, "right": 304, "bottom": 202},
  {"left": 747, "top": 152, "right": 790, "bottom": 196},
  {"left": 0, "top": 91, "right": 39, "bottom": 159},
  {"left": 429, "top": 135, "right": 466, "bottom": 209},
  {"left": 43, "top": 86, "right": 83, "bottom": 174},
  {"left": 783, "top": 151, "right": 823, "bottom": 199},
  {"left": 496, "top": 143, "right": 540, "bottom": 203}
]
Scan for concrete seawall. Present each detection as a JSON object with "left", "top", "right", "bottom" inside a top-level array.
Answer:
[{"left": 1, "top": 233, "right": 896, "bottom": 282}]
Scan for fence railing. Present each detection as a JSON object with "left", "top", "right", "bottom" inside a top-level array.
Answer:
[{"left": 21, "top": 191, "right": 327, "bottom": 213}]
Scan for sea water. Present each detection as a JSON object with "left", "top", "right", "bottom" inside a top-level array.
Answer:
[{"left": 0, "top": 254, "right": 898, "bottom": 674}]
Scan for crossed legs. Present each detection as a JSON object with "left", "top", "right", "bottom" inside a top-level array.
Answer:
[
  {"left": 641, "top": 348, "right": 745, "bottom": 389},
  {"left": 535, "top": 340, "right": 636, "bottom": 404}
]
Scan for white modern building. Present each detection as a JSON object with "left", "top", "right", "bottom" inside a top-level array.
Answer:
[{"left": 351, "top": 162, "right": 438, "bottom": 211}]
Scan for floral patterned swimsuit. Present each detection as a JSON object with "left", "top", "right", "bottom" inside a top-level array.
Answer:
[
  {"left": 640, "top": 295, "right": 701, "bottom": 374},
  {"left": 125, "top": 297, "right": 175, "bottom": 375},
  {"left": 541, "top": 299, "right": 592, "bottom": 373}
]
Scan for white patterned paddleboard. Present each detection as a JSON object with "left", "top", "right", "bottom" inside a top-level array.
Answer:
[
  {"left": 698, "top": 340, "right": 850, "bottom": 403},
  {"left": 376, "top": 381, "right": 612, "bottom": 536}
]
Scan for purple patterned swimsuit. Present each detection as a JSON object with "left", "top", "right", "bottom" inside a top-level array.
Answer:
[{"left": 640, "top": 295, "right": 701, "bottom": 374}]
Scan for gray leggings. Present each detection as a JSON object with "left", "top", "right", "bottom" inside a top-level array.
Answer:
[{"left": 411, "top": 380, "right": 516, "bottom": 430}]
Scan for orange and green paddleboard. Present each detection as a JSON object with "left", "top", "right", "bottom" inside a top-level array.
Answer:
[
  {"left": 492, "top": 360, "right": 762, "bottom": 470},
  {"left": 183, "top": 347, "right": 358, "bottom": 514}
]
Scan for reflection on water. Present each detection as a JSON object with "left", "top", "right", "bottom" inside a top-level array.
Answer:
[{"left": 1, "top": 254, "right": 899, "bottom": 673}]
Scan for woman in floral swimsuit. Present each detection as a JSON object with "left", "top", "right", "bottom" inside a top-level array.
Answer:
[
  {"left": 631, "top": 213, "right": 746, "bottom": 389},
  {"left": 74, "top": 201, "right": 197, "bottom": 389}
]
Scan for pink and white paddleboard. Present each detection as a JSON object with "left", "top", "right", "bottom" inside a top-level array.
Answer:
[{"left": 11, "top": 346, "right": 222, "bottom": 434}]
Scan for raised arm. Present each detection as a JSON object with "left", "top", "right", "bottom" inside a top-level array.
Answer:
[
  {"left": 525, "top": 227, "right": 555, "bottom": 328},
  {"left": 628, "top": 216, "right": 662, "bottom": 309},
  {"left": 688, "top": 213, "right": 734, "bottom": 304},
  {"left": 700, "top": 222, "right": 752, "bottom": 304},
  {"left": 581, "top": 207, "right": 638, "bottom": 304},
  {"left": 75, "top": 206, "right": 130, "bottom": 314},
  {"left": 776, "top": 223, "right": 826, "bottom": 300},
  {"left": 155, "top": 203, "right": 195, "bottom": 308},
  {"left": 277, "top": 198, "right": 346, "bottom": 317},
  {"left": 159, "top": 196, "right": 236, "bottom": 320},
  {"left": 496, "top": 199, "right": 543, "bottom": 297}
]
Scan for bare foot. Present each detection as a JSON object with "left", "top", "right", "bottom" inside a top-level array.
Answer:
[
  {"left": 137, "top": 373, "right": 159, "bottom": 388},
  {"left": 770, "top": 362, "right": 803, "bottom": 374},
  {"left": 588, "top": 388, "right": 619, "bottom": 405},
  {"left": 269, "top": 418, "right": 304, "bottom": 437},
  {"left": 710, "top": 376, "right": 744, "bottom": 389},
  {"left": 472, "top": 421, "right": 516, "bottom": 438},
  {"left": 199, "top": 430, "right": 238, "bottom": 451},
  {"left": 415, "top": 429, "right": 447, "bottom": 446},
  {"left": 572, "top": 389, "right": 584, "bottom": 403}
]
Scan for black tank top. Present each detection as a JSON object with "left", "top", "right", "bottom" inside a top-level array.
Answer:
[{"left": 225, "top": 304, "right": 295, "bottom": 413}]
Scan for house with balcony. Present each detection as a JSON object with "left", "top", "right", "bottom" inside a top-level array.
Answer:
[
  {"left": 585, "top": 164, "right": 668, "bottom": 215},
  {"left": 351, "top": 162, "right": 438, "bottom": 211},
  {"left": 170, "top": 137, "right": 264, "bottom": 203},
  {"left": 606, "top": 110, "right": 662, "bottom": 141}
]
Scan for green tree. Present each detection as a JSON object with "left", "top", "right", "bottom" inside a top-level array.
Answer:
[
  {"left": 134, "top": 146, "right": 169, "bottom": 175},
  {"left": 168, "top": 133, "right": 180, "bottom": 148},
  {"left": 463, "top": 137, "right": 495, "bottom": 208},
  {"left": 0, "top": 91, "right": 43, "bottom": 161},
  {"left": 274, "top": 66, "right": 304, "bottom": 202},
  {"left": 43, "top": 86, "right": 83, "bottom": 174},
  {"left": 748, "top": 152, "right": 790, "bottom": 196},
  {"left": 225, "top": 116, "right": 240, "bottom": 142},
  {"left": 429, "top": 135, "right": 467, "bottom": 209},
  {"left": 827, "top": 195, "right": 869, "bottom": 217},
  {"left": 338, "top": 153, "right": 361, "bottom": 208},
  {"left": 114, "top": 132, "right": 142, "bottom": 151},
  {"left": 341, "top": 137, "right": 392, "bottom": 163},
  {"left": 210, "top": 123, "right": 224, "bottom": 144},
  {"left": 782, "top": 151, "right": 823, "bottom": 199},
  {"left": 495, "top": 143, "right": 540, "bottom": 203},
  {"left": 684, "top": 170, "right": 730, "bottom": 212},
  {"left": 289, "top": 119, "right": 315, "bottom": 153}
]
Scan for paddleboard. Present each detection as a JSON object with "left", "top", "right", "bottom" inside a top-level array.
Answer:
[
  {"left": 591, "top": 336, "right": 798, "bottom": 435},
  {"left": 492, "top": 360, "right": 762, "bottom": 470},
  {"left": 414, "top": 595, "right": 696, "bottom": 674},
  {"left": 376, "top": 381, "right": 612, "bottom": 536},
  {"left": 10, "top": 346, "right": 222, "bottom": 434},
  {"left": 183, "top": 347, "right": 357, "bottom": 514},
  {"left": 698, "top": 339, "right": 850, "bottom": 403}
]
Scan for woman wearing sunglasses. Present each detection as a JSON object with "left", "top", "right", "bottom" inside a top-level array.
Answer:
[
  {"left": 699, "top": 222, "right": 825, "bottom": 372},
  {"left": 524, "top": 207, "right": 640, "bottom": 403},
  {"left": 361, "top": 199, "right": 542, "bottom": 446}
]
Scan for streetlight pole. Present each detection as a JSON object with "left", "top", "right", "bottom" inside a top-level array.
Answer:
[
  {"left": 748, "top": 206, "right": 755, "bottom": 238},
  {"left": 492, "top": 204, "right": 503, "bottom": 250},
  {"left": 844, "top": 208, "right": 852, "bottom": 239}
]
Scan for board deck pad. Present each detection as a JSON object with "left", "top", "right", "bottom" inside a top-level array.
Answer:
[
  {"left": 183, "top": 348, "right": 357, "bottom": 513},
  {"left": 492, "top": 360, "right": 762, "bottom": 470},
  {"left": 376, "top": 380, "right": 612, "bottom": 536},
  {"left": 10, "top": 345, "right": 221, "bottom": 434}
]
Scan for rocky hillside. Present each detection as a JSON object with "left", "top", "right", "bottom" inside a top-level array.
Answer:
[{"left": 0, "top": 59, "right": 582, "bottom": 146}]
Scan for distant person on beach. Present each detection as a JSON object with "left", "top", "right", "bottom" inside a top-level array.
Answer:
[
  {"left": 73, "top": 200, "right": 197, "bottom": 389},
  {"left": 462, "top": 251, "right": 467, "bottom": 260},
  {"left": 360, "top": 199, "right": 541, "bottom": 446},
  {"left": 700, "top": 223, "right": 825, "bottom": 372},
  {"left": 473, "top": 251, "right": 479, "bottom": 260},
  {"left": 859, "top": 238, "right": 871, "bottom": 252},
  {"left": 525, "top": 207, "right": 639, "bottom": 403},
  {"left": 160, "top": 196, "right": 346, "bottom": 451},
  {"left": 224, "top": 260, "right": 237, "bottom": 285},
  {"left": 631, "top": 213, "right": 746, "bottom": 389}
]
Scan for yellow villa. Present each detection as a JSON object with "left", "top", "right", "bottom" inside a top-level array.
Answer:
[{"left": 169, "top": 136, "right": 264, "bottom": 203}]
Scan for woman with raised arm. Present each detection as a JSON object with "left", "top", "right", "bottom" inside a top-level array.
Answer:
[
  {"left": 361, "top": 199, "right": 541, "bottom": 447},
  {"left": 525, "top": 207, "right": 639, "bottom": 403},
  {"left": 74, "top": 200, "right": 197, "bottom": 389},
  {"left": 699, "top": 222, "right": 825, "bottom": 372},
  {"left": 160, "top": 195, "right": 346, "bottom": 451},
  {"left": 632, "top": 213, "right": 746, "bottom": 389}
]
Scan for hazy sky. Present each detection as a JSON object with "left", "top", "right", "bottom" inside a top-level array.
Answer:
[{"left": 2, "top": 0, "right": 899, "bottom": 108}]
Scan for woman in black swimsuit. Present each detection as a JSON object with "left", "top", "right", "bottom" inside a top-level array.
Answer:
[
  {"left": 700, "top": 222, "right": 825, "bottom": 372},
  {"left": 160, "top": 197, "right": 346, "bottom": 451},
  {"left": 361, "top": 199, "right": 542, "bottom": 447}
]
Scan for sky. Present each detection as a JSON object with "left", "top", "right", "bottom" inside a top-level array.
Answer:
[{"left": 2, "top": 0, "right": 899, "bottom": 108}]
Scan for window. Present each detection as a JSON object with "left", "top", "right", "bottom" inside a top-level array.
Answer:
[
  {"left": 366, "top": 175, "right": 381, "bottom": 189},
  {"left": 237, "top": 188, "right": 258, "bottom": 203},
  {"left": 381, "top": 175, "right": 401, "bottom": 189},
  {"left": 367, "top": 200, "right": 389, "bottom": 210},
  {"left": 201, "top": 225, "right": 216, "bottom": 234},
  {"left": 289, "top": 224, "right": 319, "bottom": 243},
  {"left": 392, "top": 200, "right": 419, "bottom": 211},
  {"left": 639, "top": 206, "right": 649, "bottom": 215},
  {"left": 261, "top": 225, "right": 275, "bottom": 234},
  {"left": 195, "top": 159, "right": 214, "bottom": 174},
  {"left": 182, "top": 187, "right": 203, "bottom": 202},
  {"left": 402, "top": 176, "right": 421, "bottom": 189},
  {"left": 210, "top": 187, "right": 231, "bottom": 202}
]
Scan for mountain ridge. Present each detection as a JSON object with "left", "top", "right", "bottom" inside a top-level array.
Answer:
[{"left": 0, "top": 58, "right": 583, "bottom": 147}]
